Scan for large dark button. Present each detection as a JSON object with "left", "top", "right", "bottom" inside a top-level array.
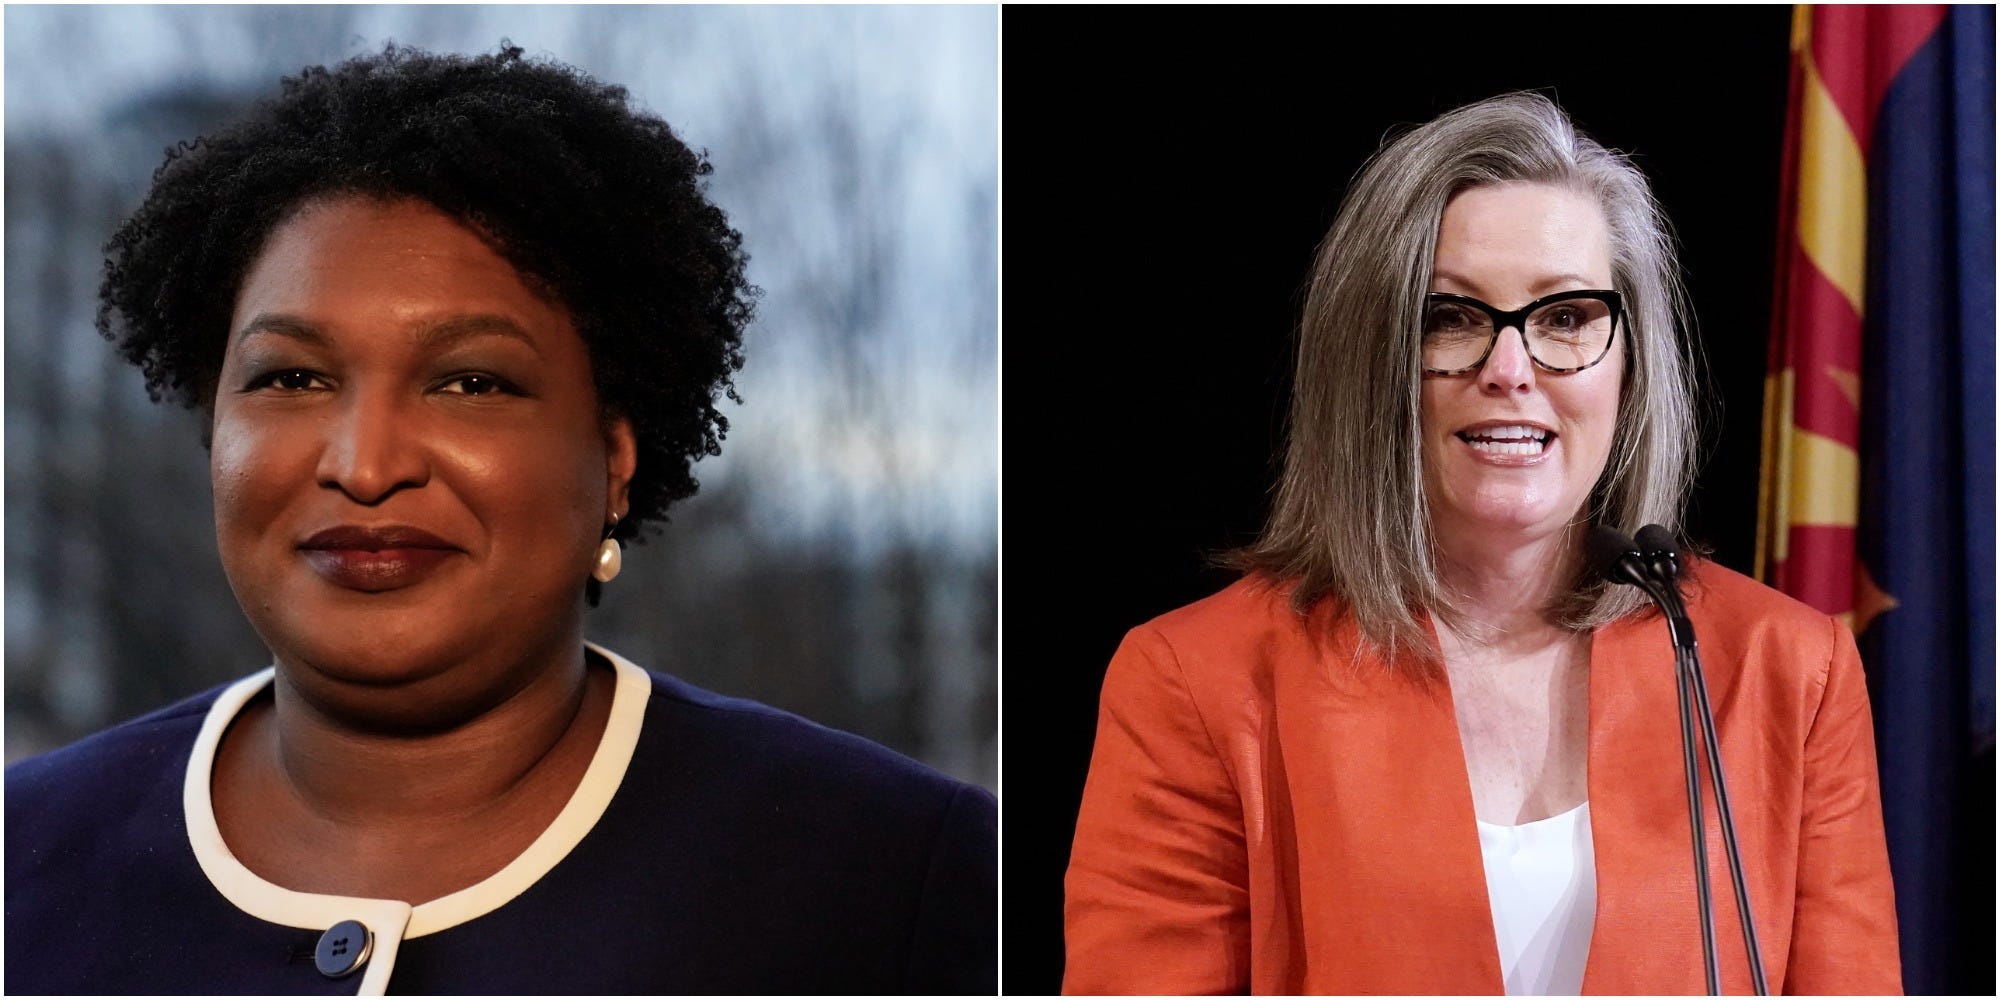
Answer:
[{"left": 315, "top": 919, "right": 374, "bottom": 978}]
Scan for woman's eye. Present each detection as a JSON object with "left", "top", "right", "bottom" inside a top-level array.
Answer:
[
  {"left": 247, "top": 369, "right": 326, "bottom": 392},
  {"left": 439, "top": 374, "right": 514, "bottom": 396},
  {"left": 1424, "top": 305, "right": 1483, "bottom": 337},
  {"left": 1424, "top": 307, "right": 1464, "bottom": 332}
]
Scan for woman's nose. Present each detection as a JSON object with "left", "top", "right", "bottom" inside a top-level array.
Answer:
[
  {"left": 316, "top": 391, "right": 428, "bottom": 503},
  {"left": 1477, "top": 323, "right": 1536, "bottom": 393}
]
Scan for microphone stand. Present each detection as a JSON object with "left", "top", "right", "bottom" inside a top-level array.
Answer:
[
  {"left": 1593, "top": 526, "right": 1769, "bottom": 996},
  {"left": 1660, "top": 590, "right": 1718, "bottom": 994},
  {"left": 1639, "top": 545, "right": 1768, "bottom": 997}
]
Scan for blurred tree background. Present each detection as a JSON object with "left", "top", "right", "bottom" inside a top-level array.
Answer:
[{"left": 3, "top": 6, "right": 997, "bottom": 790}]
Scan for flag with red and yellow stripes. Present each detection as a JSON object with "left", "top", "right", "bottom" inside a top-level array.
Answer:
[
  {"left": 1757, "top": 5, "right": 1993, "bottom": 993},
  {"left": 1755, "top": 5, "right": 1941, "bottom": 629}
]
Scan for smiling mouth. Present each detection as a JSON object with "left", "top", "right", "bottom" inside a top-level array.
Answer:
[
  {"left": 1457, "top": 425, "right": 1554, "bottom": 456},
  {"left": 301, "top": 548, "right": 457, "bottom": 592},
  {"left": 298, "top": 525, "right": 460, "bottom": 592}
]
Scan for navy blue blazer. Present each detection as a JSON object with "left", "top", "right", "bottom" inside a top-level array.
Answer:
[{"left": 6, "top": 647, "right": 997, "bottom": 994}]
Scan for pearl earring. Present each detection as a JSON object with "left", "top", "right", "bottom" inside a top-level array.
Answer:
[{"left": 593, "top": 514, "right": 623, "bottom": 584}]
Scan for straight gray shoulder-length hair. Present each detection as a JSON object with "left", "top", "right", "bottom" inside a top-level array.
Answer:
[{"left": 1232, "top": 92, "right": 1702, "bottom": 669}]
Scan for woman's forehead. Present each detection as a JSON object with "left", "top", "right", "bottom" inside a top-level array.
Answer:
[
  {"left": 229, "top": 196, "right": 578, "bottom": 354},
  {"left": 1431, "top": 183, "right": 1613, "bottom": 299}
]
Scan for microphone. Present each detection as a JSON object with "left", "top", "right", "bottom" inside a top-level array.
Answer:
[
  {"left": 1585, "top": 525, "right": 1650, "bottom": 588},
  {"left": 1628, "top": 524, "right": 1696, "bottom": 650},
  {"left": 1587, "top": 525, "right": 1693, "bottom": 647},
  {"left": 1635, "top": 523, "right": 1681, "bottom": 583},
  {"left": 1592, "top": 522, "right": 1767, "bottom": 996}
]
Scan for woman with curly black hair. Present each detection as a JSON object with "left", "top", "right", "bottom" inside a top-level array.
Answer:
[{"left": 5, "top": 43, "right": 995, "bottom": 995}]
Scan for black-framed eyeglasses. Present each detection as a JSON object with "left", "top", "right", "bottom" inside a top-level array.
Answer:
[{"left": 1421, "top": 289, "right": 1624, "bottom": 375}]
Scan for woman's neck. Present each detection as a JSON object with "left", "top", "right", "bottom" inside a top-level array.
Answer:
[
  {"left": 1433, "top": 521, "right": 1582, "bottom": 652},
  {"left": 266, "top": 644, "right": 602, "bottom": 826},
  {"left": 211, "top": 635, "right": 617, "bottom": 901}
]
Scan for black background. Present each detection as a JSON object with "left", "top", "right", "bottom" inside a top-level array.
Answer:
[{"left": 998, "top": 7, "right": 1798, "bottom": 992}]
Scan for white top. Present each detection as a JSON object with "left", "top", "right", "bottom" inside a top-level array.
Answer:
[{"left": 1476, "top": 801, "right": 1596, "bottom": 996}]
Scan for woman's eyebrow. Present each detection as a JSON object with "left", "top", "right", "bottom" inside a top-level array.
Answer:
[
  {"left": 232, "top": 312, "right": 325, "bottom": 346},
  {"left": 412, "top": 314, "right": 543, "bottom": 357},
  {"left": 1528, "top": 273, "right": 1601, "bottom": 295},
  {"left": 1428, "top": 273, "right": 1605, "bottom": 302},
  {"left": 229, "top": 312, "right": 543, "bottom": 356}
]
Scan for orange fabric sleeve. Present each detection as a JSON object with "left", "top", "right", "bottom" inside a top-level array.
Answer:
[
  {"left": 1782, "top": 616, "right": 1903, "bottom": 995},
  {"left": 1062, "top": 625, "right": 1251, "bottom": 995}
]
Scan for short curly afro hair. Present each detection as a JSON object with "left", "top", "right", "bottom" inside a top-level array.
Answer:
[{"left": 97, "top": 42, "right": 753, "bottom": 548}]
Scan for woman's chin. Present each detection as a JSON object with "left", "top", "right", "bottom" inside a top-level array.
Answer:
[
  {"left": 246, "top": 600, "right": 446, "bottom": 672},
  {"left": 1432, "top": 501, "right": 1578, "bottom": 550},
  {"left": 284, "top": 640, "right": 452, "bottom": 686},
  {"left": 269, "top": 649, "right": 510, "bottom": 734},
  {"left": 243, "top": 591, "right": 580, "bottom": 731}
]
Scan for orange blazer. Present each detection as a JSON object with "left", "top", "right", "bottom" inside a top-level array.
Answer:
[{"left": 1064, "top": 559, "right": 1901, "bottom": 995}]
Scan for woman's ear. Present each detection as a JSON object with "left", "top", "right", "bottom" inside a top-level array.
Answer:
[{"left": 604, "top": 415, "right": 638, "bottom": 522}]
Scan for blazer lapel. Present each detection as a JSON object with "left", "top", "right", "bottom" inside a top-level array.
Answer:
[
  {"left": 1282, "top": 612, "right": 1505, "bottom": 994},
  {"left": 1579, "top": 609, "right": 1705, "bottom": 994}
]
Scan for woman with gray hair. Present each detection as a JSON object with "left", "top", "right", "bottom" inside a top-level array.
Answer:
[{"left": 1063, "top": 93, "right": 1900, "bottom": 995}]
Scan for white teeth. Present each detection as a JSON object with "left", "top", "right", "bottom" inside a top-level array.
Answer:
[
  {"left": 1467, "top": 438, "right": 1546, "bottom": 456},
  {"left": 1458, "top": 425, "right": 1551, "bottom": 455},
  {"left": 1462, "top": 424, "right": 1547, "bottom": 442}
]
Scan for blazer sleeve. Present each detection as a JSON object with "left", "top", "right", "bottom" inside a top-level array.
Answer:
[
  {"left": 903, "top": 783, "right": 998, "bottom": 993},
  {"left": 1783, "top": 617, "right": 1903, "bottom": 995},
  {"left": 1063, "top": 625, "right": 1251, "bottom": 995}
]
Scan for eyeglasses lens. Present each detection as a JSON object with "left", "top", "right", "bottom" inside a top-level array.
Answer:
[{"left": 1421, "top": 295, "right": 1615, "bottom": 372}]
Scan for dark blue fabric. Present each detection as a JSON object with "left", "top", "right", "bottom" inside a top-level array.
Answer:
[
  {"left": 5, "top": 667, "right": 998, "bottom": 994},
  {"left": 1855, "top": 5, "right": 1995, "bottom": 994}
]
